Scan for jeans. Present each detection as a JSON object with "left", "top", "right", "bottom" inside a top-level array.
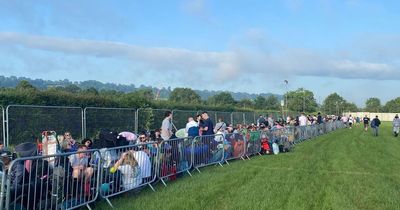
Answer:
[{"left": 372, "top": 127, "right": 379, "bottom": 136}]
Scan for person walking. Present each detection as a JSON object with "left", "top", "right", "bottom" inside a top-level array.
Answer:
[
  {"left": 392, "top": 114, "right": 400, "bottom": 137},
  {"left": 371, "top": 115, "right": 381, "bottom": 137},
  {"left": 363, "top": 115, "right": 370, "bottom": 132}
]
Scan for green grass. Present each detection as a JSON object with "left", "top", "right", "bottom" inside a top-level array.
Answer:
[{"left": 94, "top": 123, "right": 400, "bottom": 210}]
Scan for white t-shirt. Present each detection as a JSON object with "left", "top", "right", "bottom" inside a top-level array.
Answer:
[
  {"left": 133, "top": 151, "right": 152, "bottom": 178},
  {"left": 299, "top": 116, "right": 308, "bottom": 126},
  {"left": 118, "top": 164, "right": 142, "bottom": 190},
  {"left": 161, "top": 118, "right": 172, "bottom": 140}
]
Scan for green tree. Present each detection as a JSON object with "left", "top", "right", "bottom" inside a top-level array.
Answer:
[
  {"left": 383, "top": 97, "right": 400, "bottom": 113},
  {"left": 322, "top": 93, "right": 347, "bottom": 115},
  {"left": 254, "top": 96, "right": 266, "bottom": 109},
  {"left": 16, "top": 80, "right": 37, "bottom": 91},
  {"left": 237, "top": 98, "right": 254, "bottom": 109},
  {"left": 365, "top": 98, "right": 381, "bottom": 112},
  {"left": 208, "top": 92, "right": 236, "bottom": 106},
  {"left": 343, "top": 102, "right": 359, "bottom": 112},
  {"left": 169, "top": 88, "right": 201, "bottom": 104},
  {"left": 63, "top": 84, "right": 81, "bottom": 93},
  {"left": 284, "top": 88, "right": 317, "bottom": 112},
  {"left": 265, "top": 95, "right": 280, "bottom": 110}
]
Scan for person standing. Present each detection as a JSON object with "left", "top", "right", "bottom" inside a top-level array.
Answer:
[
  {"left": 299, "top": 113, "right": 308, "bottom": 140},
  {"left": 392, "top": 114, "right": 400, "bottom": 137},
  {"left": 161, "top": 111, "right": 173, "bottom": 140},
  {"left": 371, "top": 116, "right": 381, "bottom": 137},
  {"left": 200, "top": 112, "right": 214, "bottom": 136},
  {"left": 363, "top": 115, "right": 370, "bottom": 132}
]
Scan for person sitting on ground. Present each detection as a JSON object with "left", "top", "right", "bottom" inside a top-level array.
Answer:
[
  {"left": 111, "top": 151, "right": 142, "bottom": 190},
  {"left": 82, "top": 138, "right": 93, "bottom": 150},
  {"left": 64, "top": 131, "right": 78, "bottom": 152},
  {"left": 149, "top": 129, "right": 163, "bottom": 143},
  {"left": 69, "top": 145, "right": 94, "bottom": 195},
  {"left": 393, "top": 114, "right": 400, "bottom": 137}
]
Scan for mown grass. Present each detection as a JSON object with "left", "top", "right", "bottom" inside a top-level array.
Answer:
[{"left": 94, "top": 123, "right": 400, "bottom": 210}]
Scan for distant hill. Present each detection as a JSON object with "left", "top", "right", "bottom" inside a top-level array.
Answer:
[{"left": 0, "top": 75, "right": 282, "bottom": 101}]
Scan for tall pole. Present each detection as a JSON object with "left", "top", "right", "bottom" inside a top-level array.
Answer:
[
  {"left": 284, "top": 80, "right": 288, "bottom": 117},
  {"left": 303, "top": 89, "right": 305, "bottom": 112}
]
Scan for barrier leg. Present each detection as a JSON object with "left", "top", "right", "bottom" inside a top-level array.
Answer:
[
  {"left": 186, "top": 169, "right": 193, "bottom": 177},
  {"left": 225, "top": 160, "right": 230, "bottom": 165},
  {"left": 86, "top": 204, "right": 93, "bottom": 210},
  {"left": 148, "top": 183, "right": 156, "bottom": 192},
  {"left": 240, "top": 156, "right": 246, "bottom": 161},
  {"left": 105, "top": 197, "right": 115, "bottom": 208},
  {"left": 195, "top": 167, "right": 201, "bottom": 173},
  {"left": 160, "top": 178, "right": 167, "bottom": 187}
]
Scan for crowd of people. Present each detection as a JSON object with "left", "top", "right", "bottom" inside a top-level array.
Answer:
[
  {"left": 0, "top": 110, "right": 344, "bottom": 209},
  {"left": 338, "top": 113, "right": 400, "bottom": 137}
]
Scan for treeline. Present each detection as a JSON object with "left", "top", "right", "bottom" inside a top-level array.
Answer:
[
  {"left": 2, "top": 80, "right": 399, "bottom": 115},
  {"left": 0, "top": 75, "right": 279, "bottom": 101},
  {"left": 0, "top": 81, "right": 280, "bottom": 113}
]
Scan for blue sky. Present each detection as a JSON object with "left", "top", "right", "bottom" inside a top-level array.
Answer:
[{"left": 0, "top": 0, "right": 400, "bottom": 107}]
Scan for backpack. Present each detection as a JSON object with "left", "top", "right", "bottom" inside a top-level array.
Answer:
[
  {"left": 99, "top": 129, "right": 119, "bottom": 148},
  {"left": 371, "top": 120, "right": 376, "bottom": 128}
]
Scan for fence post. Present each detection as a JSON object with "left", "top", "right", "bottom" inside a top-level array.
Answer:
[
  {"left": 5, "top": 105, "right": 9, "bottom": 147},
  {"left": 82, "top": 107, "right": 86, "bottom": 139},
  {"left": 1, "top": 105, "right": 5, "bottom": 146}
]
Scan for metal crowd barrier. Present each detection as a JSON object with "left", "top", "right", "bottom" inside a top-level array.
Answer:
[
  {"left": 4, "top": 149, "right": 101, "bottom": 210},
  {"left": 98, "top": 142, "right": 157, "bottom": 208},
  {"left": 0, "top": 121, "right": 347, "bottom": 210},
  {"left": 245, "top": 131, "right": 262, "bottom": 159},
  {"left": 224, "top": 133, "right": 246, "bottom": 164},
  {"left": 157, "top": 137, "right": 193, "bottom": 186},
  {"left": 192, "top": 134, "right": 224, "bottom": 172},
  {"left": 0, "top": 161, "right": 6, "bottom": 210}
]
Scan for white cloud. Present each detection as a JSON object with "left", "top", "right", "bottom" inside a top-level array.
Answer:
[{"left": 0, "top": 32, "right": 398, "bottom": 86}]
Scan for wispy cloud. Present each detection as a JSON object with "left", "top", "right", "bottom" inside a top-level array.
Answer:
[{"left": 0, "top": 32, "right": 398, "bottom": 86}]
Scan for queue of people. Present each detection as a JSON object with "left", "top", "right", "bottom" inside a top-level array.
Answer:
[{"left": 0, "top": 111, "right": 345, "bottom": 209}]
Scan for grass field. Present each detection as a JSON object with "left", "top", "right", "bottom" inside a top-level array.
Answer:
[{"left": 95, "top": 123, "right": 400, "bottom": 210}]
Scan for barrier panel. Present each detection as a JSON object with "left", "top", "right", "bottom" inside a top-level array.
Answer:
[
  {"left": 224, "top": 133, "right": 246, "bottom": 163},
  {"left": 137, "top": 108, "right": 171, "bottom": 133},
  {"left": 1, "top": 106, "right": 4, "bottom": 145},
  {"left": 232, "top": 112, "right": 245, "bottom": 126},
  {"left": 98, "top": 142, "right": 157, "bottom": 208},
  {"left": 192, "top": 134, "right": 224, "bottom": 172},
  {"left": 215, "top": 112, "right": 232, "bottom": 125},
  {"left": 172, "top": 110, "right": 198, "bottom": 129},
  {"left": 0, "top": 161, "right": 6, "bottom": 210},
  {"left": 4, "top": 149, "right": 101, "bottom": 210},
  {"left": 84, "top": 107, "right": 136, "bottom": 139},
  {"left": 244, "top": 112, "right": 256, "bottom": 125},
  {"left": 157, "top": 137, "right": 192, "bottom": 186},
  {"left": 245, "top": 131, "right": 262, "bottom": 159},
  {"left": 6, "top": 105, "right": 83, "bottom": 147}
]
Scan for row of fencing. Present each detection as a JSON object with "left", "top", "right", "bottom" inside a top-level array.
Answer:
[
  {"left": 0, "top": 121, "right": 346, "bottom": 210},
  {"left": 0, "top": 105, "right": 290, "bottom": 146}
]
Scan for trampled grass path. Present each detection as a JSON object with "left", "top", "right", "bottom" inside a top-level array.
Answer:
[{"left": 95, "top": 123, "right": 400, "bottom": 210}]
